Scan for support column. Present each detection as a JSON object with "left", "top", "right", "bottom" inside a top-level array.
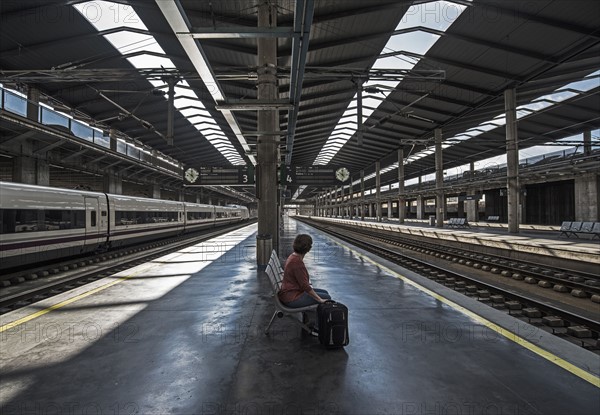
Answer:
[
  {"left": 457, "top": 199, "right": 465, "bottom": 218},
  {"left": 257, "top": 0, "right": 279, "bottom": 264},
  {"left": 152, "top": 184, "right": 161, "bottom": 199},
  {"left": 387, "top": 199, "right": 392, "bottom": 219},
  {"left": 466, "top": 198, "right": 478, "bottom": 223},
  {"left": 103, "top": 171, "right": 122, "bottom": 194},
  {"left": 583, "top": 130, "right": 592, "bottom": 156},
  {"left": 435, "top": 128, "right": 444, "bottom": 227},
  {"left": 27, "top": 85, "right": 40, "bottom": 121},
  {"left": 505, "top": 88, "right": 520, "bottom": 233},
  {"left": 109, "top": 128, "right": 118, "bottom": 152},
  {"left": 574, "top": 173, "right": 599, "bottom": 221},
  {"left": 416, "top": 196, "right": 424, "bottom": 220},
  {"left": 14, "top": 86, "right": 49, "bottom": 185},
  {"left": 376, "top": 161, "right": 381, "bottom": 222},
  {"left": 398, "top": 149, "right": 406, "bottom": 224},
  {"left": 360, "top": 170, "right": 365, "bottom": 221},
  {"left": 349, "top": 180, "right": 354, "bottom": 219}
]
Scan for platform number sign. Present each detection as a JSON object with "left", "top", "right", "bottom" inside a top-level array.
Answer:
[
  {"left": 280, "top": 165, "right": 295, "bottom": 185},
  {"left": 183, "top": 166, "right": 255, "bottom": 186}
]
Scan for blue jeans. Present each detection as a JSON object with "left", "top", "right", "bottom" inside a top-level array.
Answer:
[{"left": 283, "top": 288, "right": 331, "bottom": 308}]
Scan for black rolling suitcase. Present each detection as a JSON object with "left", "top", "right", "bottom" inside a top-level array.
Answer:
[{"left": 317, "top": 300, "right": 349, "bottom": 348}]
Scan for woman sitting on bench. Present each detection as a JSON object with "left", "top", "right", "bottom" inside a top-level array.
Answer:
[{"left": 278, "top": 234, "right": 331, "bottom": 308}]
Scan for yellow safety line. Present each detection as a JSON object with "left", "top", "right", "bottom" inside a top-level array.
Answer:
[
  {"left": 0, "top": 270, "right": 144, "bottom": 334},
  {"left": 331, "top": 241, "right": 600, "bottom": 388}
]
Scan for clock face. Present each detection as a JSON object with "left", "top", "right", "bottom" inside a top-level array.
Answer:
[
  {"left": 335, "top": 167, "right": 350, "bottom": 182},
  {"left": 185, "top": 168, "right": 199, "bottom": 183}
]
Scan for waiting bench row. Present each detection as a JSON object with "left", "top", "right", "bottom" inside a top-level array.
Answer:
[
  {"left": 447, "top": 217, "right": 470, "bottom": 228},
  {"left": 559, "top": 221, "right": 600, "bottom": 239},
  {"left": 264, "top": 250, "right": 316, "bottom": 335}
]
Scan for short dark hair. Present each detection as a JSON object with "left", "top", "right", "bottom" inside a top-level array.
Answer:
[{"left": 293, "top": 234, "right": 312, "bottom": 255}]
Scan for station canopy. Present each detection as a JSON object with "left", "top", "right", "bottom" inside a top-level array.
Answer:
[{"left": 1, "top": 0, "right": 598, "bottom": 201}]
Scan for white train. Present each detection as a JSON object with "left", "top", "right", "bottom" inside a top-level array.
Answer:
[{"left": 0, "top": 181, "right": 249, "bottom": 271}]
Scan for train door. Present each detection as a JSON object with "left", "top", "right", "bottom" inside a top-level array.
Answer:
[{"left": 84, "top": 196, "right": 102, "bottom": 249}]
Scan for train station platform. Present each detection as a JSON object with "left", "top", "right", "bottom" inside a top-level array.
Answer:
[
  {"left": 305, "top": 216, "right": 600, "bottom": 269},
  {"left": 1, "top": 218, "right": 598, "bottom": 414}
]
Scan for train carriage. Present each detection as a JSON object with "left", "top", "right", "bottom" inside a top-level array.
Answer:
[
  {"left": 0, "top": 182, "right": 109, "bottom": 270},
  {"left": 0, "top": 182, "right": 249, "bottom": 272}
]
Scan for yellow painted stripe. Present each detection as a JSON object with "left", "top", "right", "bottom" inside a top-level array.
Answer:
[
  {"left": 331, "top": 241, "right": 600, "bottom": 388},
  {"left": 0, "top": 270, "right": 145, "bottom": 334}
]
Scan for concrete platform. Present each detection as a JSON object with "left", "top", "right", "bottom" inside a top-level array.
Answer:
[
  {"left": 1, "top": 219, "right": 598, "bottom": 414},
  {"left": 305, "top": 216, "right": 600, "bottom": 269}
]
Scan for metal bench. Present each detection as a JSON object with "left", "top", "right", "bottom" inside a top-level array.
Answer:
[
  {"left": 447, "top": 217, "right": 470, "bottom": 228},
  {"left": 264, "top": 250, "right": 317, "bottom": 335},
  {"left": 559, "top": 221, "right": 600, "bottom": 239}
]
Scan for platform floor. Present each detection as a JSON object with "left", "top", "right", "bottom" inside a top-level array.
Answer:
[
  {"left": 1, "top": 218, "right": 599, "bottom": 414},
  {"left": 311, "top": 216, "right": 600, "bottom": 265}
]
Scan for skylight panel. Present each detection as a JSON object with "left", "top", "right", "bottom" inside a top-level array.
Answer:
[
  {"left": 103, "top": 32, "right": 163, "bottom": 55},
  {"left": 314, "top": 1, "right": 469, "bottom": 166},
  {"left": 128, "top": 55, "right": 174, "bottom": 70},
  {"left": 74, "top": 1, "right": 244, "bottom": 165}
]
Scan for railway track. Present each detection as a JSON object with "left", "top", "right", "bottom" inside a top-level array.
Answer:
[
  {"left": 0, "top": 220, "right": 255, "bottom": 314},
  {"left": 300, "top": 217, "right": 600, "bottom": 352}
]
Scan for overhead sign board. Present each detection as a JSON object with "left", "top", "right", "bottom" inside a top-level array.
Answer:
[
  {"left": 183, "top": 165, "right": 350, "bottom": 186},
  {"left": 458, "top": 194, "right": 482, "bottom": 201},
  {"left": 183, "top": 166, "right": 255, "bottom": 186},
  {"left": 282, "top": 165, "right": 351, "bottom": 186}
]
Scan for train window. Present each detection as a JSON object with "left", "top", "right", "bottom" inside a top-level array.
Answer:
[
  {"left": 187, "top": 211, "right": 212, "bottom": 220},
  {"left": 0, "top": 209, "right": 85, "bottom": 233},
  {"left": 115, "top": 210, "right": 179, "bottom": 226},
  {"left": 91, "top": 211, "right": 97, "bottom": 227}
]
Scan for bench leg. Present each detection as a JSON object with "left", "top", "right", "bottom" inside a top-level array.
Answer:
[
  {"left": 264, "top": 310, "right": 314, "bottom": 335},
  {"left": 264, "top": 310, "right": 280, "bottom": 335}
]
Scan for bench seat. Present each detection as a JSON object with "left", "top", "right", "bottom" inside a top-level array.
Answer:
[
  {"left": 559, "top": 221, "right": 600, "bottom": 239},
  {"left": 264, "top": 250, "right": 317, "bottom": 335}
]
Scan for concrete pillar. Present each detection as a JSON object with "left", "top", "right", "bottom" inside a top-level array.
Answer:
[
  {"left": 109, "top": 128, "right": 118, "bottom": 152},
  {"left": 376, "top": 161, "right": 381, "bottom": 222},
  {"left": 257, "top": 0, "right": 279, "bottom": 262},
  {"left": 398, "top": 149, "right": 406, "bottom": 224},
  {"left": 369, "top": 203, "right": 373, "bottom": 218},
  {"left": 103, "top": 171, "right": 122, "bottom": 194},
  {"left": 416, "top": 196, "right": 424, "bottom": 220},
  {"left": 387, "top": 199, "right": 392, "bottom": 219},
  {"left": 151, "top": 184, "right": 160, "bottom": 199},
  {"left": 13, "top": 150, "right": 36, "bottom": 184},
  {"left": 27, "top": 85, "right": 40, "bottom": 121},
  {"left": 360, "top": 170, "right": 365, "bottom": 221},
  {"left": 349, "top": 180, "right": 354, "bottom": 219},
  {"left": 505, "top": 88, "right": 520, "bottom": 233},
  {"left": 435, "top": 128, "right": 444, "bottom": 227},
  {"left": 574, "top": 173, "right": 599, "bottom": 221},
  {"left": 466, "top": 199, "right": 478, "bottom": 222},
  {"left": 457, "top": 199, "right": 465, "bottom": 218},
  {"left": 12, "top": 87, "right": 49, "bottom": 185},
  {"left": 583, "top": 130, "right": 592, "bottom": 156}
]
